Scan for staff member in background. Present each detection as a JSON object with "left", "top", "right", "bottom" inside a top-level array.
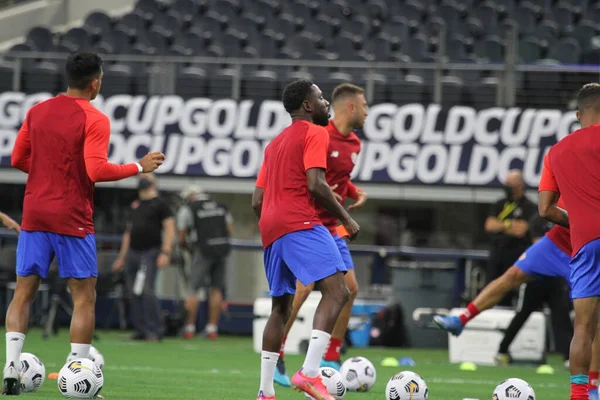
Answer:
[
  {"left": 177, "top": 186, "right": 233, "bottom": 340},
  {"left": 484, "top": 169, "right": 537, "bottom": 306},
  {"left": 112, "top": 173, "right": 175, "bottom": 342},
  {"left": 494, "top": 212, "right": 573, "bottom": 367}
]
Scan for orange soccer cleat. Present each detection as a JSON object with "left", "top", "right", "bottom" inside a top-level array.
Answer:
[{"left": 291, "top": 368, "right": 334, "bottom": 400}]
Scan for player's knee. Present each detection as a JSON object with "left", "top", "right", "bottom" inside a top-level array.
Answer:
[
  {"left": 337, "top": 284, "right": 351, "bottom": 306},
  {"left": 501, "top": 267, "right": 528, "bottom": 289},
  {"left": 347, "top": 281, "right": 359, "bottom": 299}
]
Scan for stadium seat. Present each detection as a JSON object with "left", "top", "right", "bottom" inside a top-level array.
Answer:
[
  {"left": 60, "top": 27, "right": 93, "bottom": 52},
  {"left": 22, "top": 61, "right": 61, "bottom": 94},
  {"left": 571, "top": 21, "right": 597, "bottom": 50},
  {"left": 519, "top": 37, "right": 544, "bottom": 63},
  {"left": 114, "top": 13, "right": 147, "bottom": 39},
  {"left": 0, "top": 63, "right": 15, "bottom": 93},
  {"left": 83, "top": 11, "right": 113, "bottom": 38},
  {"left": 166, "top": 0, "right": 197, "bottom": 24},
  {"left": 515, "top": 5, "right": 537, "bottom": 36},
  {"left": 208, "top": 69, "right": 237, "bottom": 99},
  {"left": 389, "top": 75, "right": 428, "bottom": 105},
  {"left": 474, "top": 35, "right": 504, "bottom": 63},
  {"left": 102, "top": 64, "right": 134, "bottom": 97},
  {"left": 25, "top": 26, "right": 54, "bottom": 51},
  {"left": 176, "top": 66, "right": 208, "bottom": 99},
  {"left": 440, "top": 75, "right": 465, "bottom": 105},
  {"left": 242, "top": 70, "right": 279, "bottom": 100},
  {"left": 548, "top": 38, "right": 581, "bottom": 64}
]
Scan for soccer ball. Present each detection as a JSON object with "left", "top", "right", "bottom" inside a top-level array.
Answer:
[
  {"left": 19, "top": 353, "right": 45, "bottom": 392},
  {"left": 340, "top": 357, "right": 376, "bottom": 392},
  {"left": 58, "top": 358, "right": 104, "bottom": 399},
  {"left": 385, "top": 371, "right": 429, "bottom": 400},
  {"left": 493, "top": 378, "right": 535, "bottom": 400},
  {"left": 88, "top": 346, "right": 105, "bottom": 370},
  {"left": 305, "top": 367, "right": 347, "bottom": 400}
]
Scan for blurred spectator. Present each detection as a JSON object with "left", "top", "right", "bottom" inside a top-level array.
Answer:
[
  {"left": 112, "top": 173, "right": 175, "bottom": 342},
  {"left": 177, "top": 186, "right": 232, "bottom": 340},
  {"left": 484, "top": 170, "right": 536, "bottom": 306}
]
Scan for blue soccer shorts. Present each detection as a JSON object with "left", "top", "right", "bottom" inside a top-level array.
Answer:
[
  {"left": 570, "top": 237, "right": 600, "bottom": 299},
  {"left": 514, "top": 235, "right": 571, "bottom": 283},
  {"left": 263, "top": 224, "right": 347, "bottom": 297},
  {"left": 16, "top": 230, "right": 98, "bottom": 279},
  {"left": 333, "top": 233, "right": 354, "bottom": 270}
]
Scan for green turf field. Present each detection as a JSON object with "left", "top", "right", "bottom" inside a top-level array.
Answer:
[{"left": 9, "top": 329, "right": 568, "bottom": 399}]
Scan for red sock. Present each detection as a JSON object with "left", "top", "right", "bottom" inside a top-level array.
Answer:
[
  {"left": 324, "top": 338, "right": 343, "bottom": 361},
  {"left": 279, "top": 336, "right": 287, "bottom": 359},
  {"left": 459, "top": 303, "right": 480, "bottom": 325},
  {"left": 571, "top": 383, "right": 589, "bottom": 399},
  {"left": 589, "top": 371, "right": 599, "bottom": 391}
]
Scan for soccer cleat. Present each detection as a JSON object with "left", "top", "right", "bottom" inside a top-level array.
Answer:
[
  {"left": 590, "top": 389, "right": 599, "bottom": 400},
  {"left": 291, "top": 368, "right": 334, "bottom": 400},
  {"left": 320, "top": 358, "right": 341, "bottom": 371},
  {"left": 183, "top": 331, "right": 195, "bottom": 340},
  {"left": 274, "top": 358, "right": 291, "bottom": 387},
  {"left": 256, "top": 390, "right": 275, "bottom": 400},
  {"left": 433, "top": 315, "right": 464, "bottom": 336},
  {"left": 207, "top": 332, "right": 218, "bottom": 340},
  {"left": 494, "top": 353, "right": 511, "bottom": 367},
  {"left": 2, "top": 362, "right": 20, "bottom": 395}
]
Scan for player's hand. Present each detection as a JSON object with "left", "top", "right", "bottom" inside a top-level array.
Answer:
[
  {"left": 157, "top": 252, "right": 170, "bottom": 269},
  {"left": 329, "top": 184, "right": 343, "bottom": 202},
  {"left": 509, "top": 219, "right": 529, "bottom": 238},
  {"left": 1, "top": 216, "right": 20, "bottom": 235},
  {"left": 112, "top": 257, "right": 125, "bottom": 273},
  {"left": 138, "top": 152, "right": 166, "bottom": 173},
  {"left": 348, "top": 190, "right": 367, "bottom": 211},
  {"left": 341, "top": 216, "right": 360, "bottom": 241}
]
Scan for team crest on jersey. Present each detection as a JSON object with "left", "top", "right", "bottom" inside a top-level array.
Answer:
[
  {"left": 331, "top": 151, "right": 339, "bottom": 158},
  {"left": 351, "top": 152, "right": 358, "bottom": 164}
]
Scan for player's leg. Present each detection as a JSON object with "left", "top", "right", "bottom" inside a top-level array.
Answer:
[
  {"left": 275, "top": 279, "right": 314, "bottom": 387},
  {"left": 322, "top": 235, "right": 358, "bottom": 369},
  {"left": 184, "top": 250, "right": 204, "bottom": 339},
  {"left": 205, "top": 258, "right": 226, "bottom": 340},
  {"left": 282, "top": 226, "right": 349, "bottom": 400},
  {"left": 434, "top": 265, "right": 531, "bottom": 336},
  {"left": 55, "top": 233, "right": 99, "bottom": 362},
  {"left": 588, "top": 324, "right": 600, "bottom": 400},
  {"left": 495, "top": 280, "right": 547, "bottom": 365},
  {"left": 257, "top": 244, "right": 295, "bottom": 400},
  {"left": 122, "top": 250, "right": 145, "bottom": 340},
  {"left": 139, "top": 249, "right": 162, "bottom": 341},
  {"left": 545, "top": 278, "right": 573, "bottom": 367},
  {"left": 3, "top": 231, "right": 52, "bottom": 395},
  {"left": 569, "top": 239, "right": 600, "bottom": 400}
]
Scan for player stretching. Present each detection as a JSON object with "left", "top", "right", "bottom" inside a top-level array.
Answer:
[
  {"left": 274, "top": 83, "right": 368, "bottom": 386},
  {"left": 3, "top": 52, "right": 165, "bottom": 395},
  {"left": 252, "top": 79, "right": 360, "bottom": 400},
  {"left": 538, "top": 83, "right": 600, "bottom": 400}
]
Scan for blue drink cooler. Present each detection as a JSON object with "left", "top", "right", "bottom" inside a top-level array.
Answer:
[{"left": 348, "top": 300, "right": 386, "bottom": 348}]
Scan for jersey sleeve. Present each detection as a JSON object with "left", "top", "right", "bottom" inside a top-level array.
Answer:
[
  {"left": 538, "top": 154, "right": 559, "bottom": 193},
  {"left": 346, "top": 181, "right": 362, "bottom": 200},
  {"left": 84, "top": 112, "right": 140, "bottom": 182},
  {"left": 303, "top": 125, "right": 329, "bottom": 171},
  {"left": 255, "top": 163, "right": 266, "bottom": 188},
  {"left": 10, "top": 114, "right": 31, "bottom": 173}
]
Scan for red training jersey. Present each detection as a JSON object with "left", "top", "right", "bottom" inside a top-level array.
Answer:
[
  {"left": 255, "top": 120, "right": 329, "bottom": 248},
  {"left": 543, "top": 124, "right": 600, "bottom": 256},
  {"left": 538, "top": 156, "right": 572, "bottom": 255},
  {"left": 11, "top": 94, "right": 140, "bottom": 237},
  {"left": 316, "top": 121, "right": 362, "bottom": 234}
]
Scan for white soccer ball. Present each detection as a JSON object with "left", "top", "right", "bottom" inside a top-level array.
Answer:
[
  {"left": 58, "top": 358, "right": 104, "bottom": 399},
  {"left": 493, "top": 378, "right": 536, "bottom": 400},
  {"left": 88, "top": 346, "right": 105, "bottom": 370},
  {"left": 340, "top": 357, "right": 376, "bottom": 392},
  {"left": 19, "top": 353, "right": 45, "bottom": 392},
  {"left": 305, "top": 367, "right": 347, "bottom": 400},
  {"left": 385, "top": 371, "right": 429, "bottom": 400}
]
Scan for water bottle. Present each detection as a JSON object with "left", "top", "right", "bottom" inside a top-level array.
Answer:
[{"left": 133, "top": 263, "right": 147, "bottom": 296}]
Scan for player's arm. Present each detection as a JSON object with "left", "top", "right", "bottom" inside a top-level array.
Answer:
[
  {"left": 10, "top": 116, "right": 31, "bottom": 173},
  {"left": 252, "top": 164, "right": 266, "bottom": 219},
  {"left": 538, "top": 155, "right": 569, "bottom": 228},
  {"left": 176, "top": 206, "right": 191, "bottom": 249},
  {"left": 84, "top": 115, "right": 164, "bottom": 182},
  {"left": 112, "top": 222, "right": 131, "bottom": 272},
  {"left": 225, "top": 210, "right": 234, "bottom": 236},
  {"left": 484, "top": 200, "right": 508, "bottom": 233},
  {"left": 304, "top": 127, "right": 359, "bottom": 239},
  {"left": 346, "top": 181, "right": 367, "bottom": 211},
  {"left": 0, "top": 212, "right": 20, "bottom": 234}
]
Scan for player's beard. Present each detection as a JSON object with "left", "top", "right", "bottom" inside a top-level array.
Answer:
[{"left": 314, "top": 110, "right": 330, "bottom": 126}]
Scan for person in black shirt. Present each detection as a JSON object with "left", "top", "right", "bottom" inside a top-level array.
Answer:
[
  {"left": 112, "top": 174, "right": 175, "bottom": 341},
  {"left": 484, "top": 170, "right": 537, "bottom": 306}
]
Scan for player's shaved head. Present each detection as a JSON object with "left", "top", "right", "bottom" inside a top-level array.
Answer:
[
  {"left": 576, "top": 83, "right": 600, "bottom": 129},
  {"left": 282, "top": 79, "right": 315, "bottom": 113},
  {"left": 331, "top": 83, "right": 364, "bottom": 105},
  {"left": 65, "top": 52, "right": 103, "bottom": 91}
]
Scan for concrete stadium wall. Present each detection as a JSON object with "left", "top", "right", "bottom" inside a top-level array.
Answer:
[{"left": 0, "top": 0, "right": 135, "bottom": 49}]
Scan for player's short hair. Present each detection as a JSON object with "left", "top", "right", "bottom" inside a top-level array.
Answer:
[
  {"left": 65, "top": 52, "right": 103, "bottom": 90},
  {"left": 282, "top": 79, "right": 315, "bottom": 113},
  {"left": 577, "top": 83, "right": 600, "bottom": 113},
  {"left": 331, "top": 83, "right": 364, "bottom": 104}
]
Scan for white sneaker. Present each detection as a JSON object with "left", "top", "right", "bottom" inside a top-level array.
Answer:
[{"left": 2, "top": 362, "right": 21, "bottom": 395}]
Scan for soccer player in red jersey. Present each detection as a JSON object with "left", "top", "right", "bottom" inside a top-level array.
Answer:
[
  {"left": 538, "top": 83, "right": 600, "bottom": 400},
  {"left": 252, "top": 79, "right": 360, "bottom": 400},
  {"left": 3, "top": 52, "right": 165, "bottom": 395},
  {"left": 273, "top": 83, "right": 368, "bottom": 386}
]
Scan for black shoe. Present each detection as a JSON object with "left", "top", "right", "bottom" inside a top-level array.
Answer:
[
  {"left": 129, "top": 332, "right": 146, "bottom": 341},
  {"left": 2, "top": 362, "right": 20, "bottom": 395}
]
